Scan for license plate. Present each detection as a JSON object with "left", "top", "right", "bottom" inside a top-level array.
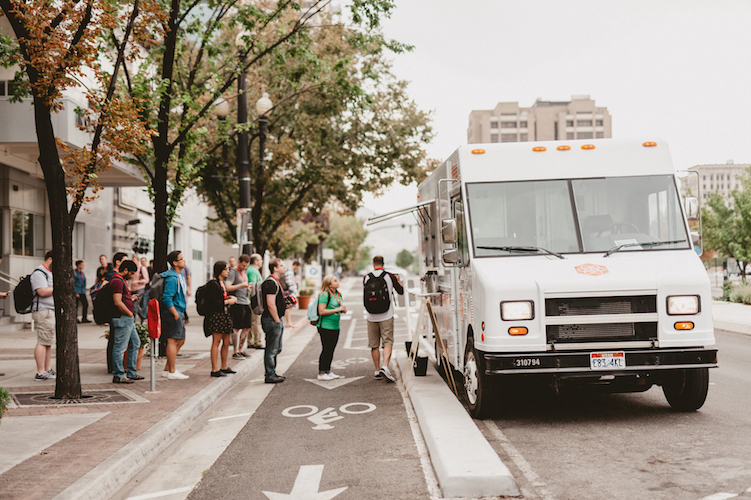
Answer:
[{"left": 589, "top": 351, "right": 626, "bottom": 370}]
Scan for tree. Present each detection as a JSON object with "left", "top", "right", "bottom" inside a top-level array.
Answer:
[
  {"left": 701, "top": 168, "right": 751, "bottom": 281},
  {"left": 194, "top": 10, "right": 433, "bottom": 257},
  {"left": 325, "top": 214, "right": 369, "bottom": 272},
  {"left": 396, "top": 249, "right": 414, "bottom": 270},
  {"left": 117, "top": 0, "right": 411, "bottom": 270},
  {"left": 0, "top": 0, "right": 155, "bottom": 398}
]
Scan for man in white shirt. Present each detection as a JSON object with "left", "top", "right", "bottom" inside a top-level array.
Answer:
[
  {"left": 31, "top": 251, "right": 55, "bottom": 381},
  {"left": 363, "top": 256, "right": 403, "bottom": 382}
]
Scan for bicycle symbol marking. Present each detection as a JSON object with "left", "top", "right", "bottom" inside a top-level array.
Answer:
[{"left": 282, "top": 402, "right": 376, "bottom": 430}]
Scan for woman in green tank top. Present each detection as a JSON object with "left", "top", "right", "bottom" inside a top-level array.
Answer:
[{"left": 316, "top": 275, "right": 347, "bottom": 381}]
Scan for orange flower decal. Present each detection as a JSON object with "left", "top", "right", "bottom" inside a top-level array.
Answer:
[{"left": 575, "top": 263, "right": 609, "bottom": 276}]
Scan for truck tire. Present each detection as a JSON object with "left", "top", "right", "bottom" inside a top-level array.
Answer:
[
  {"left": 662, "top": 368, "right": 709, "bottom": 411},
  {"left": 463, "top": 337, "right": 496, "bottom": 418}
]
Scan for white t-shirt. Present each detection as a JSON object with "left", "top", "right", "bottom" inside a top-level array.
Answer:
[
  {"left": 30, "top": 265, "right": 54, "bottom": 311},
  {"left": 364, "top": 269, "right": 396, "bottom": 323}
]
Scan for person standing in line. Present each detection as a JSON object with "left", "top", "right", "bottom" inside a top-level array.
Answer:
[
  {"left": 74, "top": 260, "right": 91, "bottom": 323},
  {"left": 364, "top": 255, "right": 404, "bottom": 382},
  {"left": 130, "top": 255, "right": 149, "bottom": 321},
  {"left": 283, "top": 260, "right": 300, "bottom": 328},
  {"left": 228, "top": 256, "right": 236, "bottom": 269},
  {"left": 226, "top": 254, "right": 252, "bottom": 359},
  {"left": 32, "top": 251, "right": 55, "bottom": 381},
  {"left": 147, "top": 259, "right": 155, "bottom": 280},
  {"left": 246, "top": 253, "right": 264, "bottom": 349},
  {"left": 95, "top": 254, "right": 110, "bottom": 283},
  {"left": 181, "top": 264, "right": 192, "bottom": 297},
  {"left": 261, "top": 258, "right": 290, "bottom": 383},
  {"left": 205, "top": 261, "right": 237, "bottom": 377},
  {"left": 316, "top": 275, "right": 346, "bottom": 381},
  {"left": 105, "top": 252, "right": 129, "bottom": 373},
  {"left": 110, "top": 260, "right": 142, "bottom": 384},
  {"left": 161, "top": 250, "right": 190, "bottom": 379}
]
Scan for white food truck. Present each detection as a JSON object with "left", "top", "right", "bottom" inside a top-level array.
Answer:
[{"left": 372, "top": 138, "right": 717, "bottom": 418}]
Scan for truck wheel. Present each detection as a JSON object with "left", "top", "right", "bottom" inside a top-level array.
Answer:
[
  {"left": 662, "top": 368, "right": 709, "bottom": 411},
  {"left": 464, "top": 337, "right": 495, "bottom": 418}
]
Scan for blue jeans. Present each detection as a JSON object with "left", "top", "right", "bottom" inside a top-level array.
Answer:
[
  {"left": 112, "top": 315, "right": 140, "bottom": 379},
  {"left": 261, "top": 317, "right": 284, "bottom": 379}
]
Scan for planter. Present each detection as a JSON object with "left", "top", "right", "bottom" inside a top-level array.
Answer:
[{"left": 298, "top": 294, "right": 312, "bottom": 309}]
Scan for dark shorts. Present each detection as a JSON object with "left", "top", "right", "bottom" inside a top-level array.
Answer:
[
  {"left": 229, "top": 303, "right": 252, "bottom": 329},
  {"left": 162, "top": 312, "right": 186, "bottom": 340}
]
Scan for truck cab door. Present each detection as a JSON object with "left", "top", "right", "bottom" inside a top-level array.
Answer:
[{"left": 452, "top": 197, "right": 471, "bottom": 367}]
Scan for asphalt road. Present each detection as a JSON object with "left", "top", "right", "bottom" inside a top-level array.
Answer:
[
  {"left": 185, "top": 281, "right": 431, "bottom": 500},
  {"left": 477, "top": 329, "right": 751, "bottom": 500}
]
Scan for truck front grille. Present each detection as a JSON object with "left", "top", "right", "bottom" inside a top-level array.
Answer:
[
  {"left": 545, "top": 295, "right": 657, "bottom": 316},
  {"left": 547, "top": 323, "right": 657, "bottom": 343}
]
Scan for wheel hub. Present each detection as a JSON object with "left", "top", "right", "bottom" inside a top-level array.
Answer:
[{"left": 464, "top": 352, "right": 479, "bottom": 405}]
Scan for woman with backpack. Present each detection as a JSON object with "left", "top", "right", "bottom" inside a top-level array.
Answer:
[
  {"left": 316, "top": 275, "right": 347, "bottom": 381},
  {"left": 205, "top": 261, "right": 237, "bottom": 377}
]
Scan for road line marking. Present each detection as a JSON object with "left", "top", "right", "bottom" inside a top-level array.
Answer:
[
  {"left": 344, "top": 317, "right": 357, "bottom": 349},
  {"left": 701, "top": 494, "right": 738, "bottom": 500},
  {"left": 127, "top": 486, "right": 192, "bottom": 500},
  {"left": 207, "top": 412, "right": 253, "bottom": 422},
  {"left": 485, "top": 420, "right": 558, "bottom": 500}
]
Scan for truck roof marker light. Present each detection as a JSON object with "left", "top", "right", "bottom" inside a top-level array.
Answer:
[
  {"left": 557, "top": 145, "right": 571, "bottom": 151},
  {"left": 533, "top": 147, "right": 547, "bottom": 152},
  {"left": 581, "top": 144, "right": 596, "bottom": 150},
  {"left": 481, "top": 322, "right": 485, "bottom": 331},
  {"left": 471, "top": 149, "right": 486, "bottom": 155},
  {"left": 643, "top": 141, "right": 657, "bottom": 147},
  {"left": 509, "top": 327, "right": 528, "bottom": 335},
  {"left": 674, "top": 322, "right": 694, "bottom": 330}
]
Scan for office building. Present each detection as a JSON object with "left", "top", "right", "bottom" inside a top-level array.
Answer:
[{"left": 681, "top": 161, "right": 750, "bottom": 202}]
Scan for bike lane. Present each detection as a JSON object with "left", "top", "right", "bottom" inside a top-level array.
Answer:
[{"left": 188, "top": 297, "right": 431, "bottom": 500}]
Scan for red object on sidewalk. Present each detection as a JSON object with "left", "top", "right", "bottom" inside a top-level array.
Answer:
[{"left": 148, "top": 298, "right": 161, "bottom": 339}]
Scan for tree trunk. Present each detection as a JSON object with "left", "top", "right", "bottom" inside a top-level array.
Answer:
[
  {"left": 33, "top": 96, "right": 82, "bottom": 399},
  {"left": 153, "top": 157, "right": 169, "bottom": 272}
]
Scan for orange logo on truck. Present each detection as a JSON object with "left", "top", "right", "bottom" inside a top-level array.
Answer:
[{"left": 575, "top": 263, "right": 609, "bottom": 276}]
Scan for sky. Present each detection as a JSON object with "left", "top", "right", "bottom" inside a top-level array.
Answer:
[{"left": 360, "top": 0, "right": 751, "bottom": 266}]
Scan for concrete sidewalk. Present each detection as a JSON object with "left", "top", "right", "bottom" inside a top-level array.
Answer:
[{"left": 0, "top": 294, "right": 747, "bottom": 500}]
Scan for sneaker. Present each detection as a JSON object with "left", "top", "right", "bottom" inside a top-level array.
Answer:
[
  {"left": 241, "top": 352, "right": 251, "bottom": 358},
  {"left": 162, "top": 370, "right": 169, "bottom": 378},
  {"left": 131, "top": 375, "right": 145, "bottom": 381},
  {"left": 34, "top": 372, "right": 50, "bottom": 381},
  {"left": 317, "top": 373, "right": 334, "bottom": 381},
  {"left": 210, "top": 370, "right": 227, "bottom": 377},
  {"left": 232, "top": 352, "right": 245, "bottom": 360},
  {"left": 167, "top": 371, "right": 189, "bottom": 380},
  {"left": 374, "top": 370, "right": 383, "bottom": 380},
  {"left": 380, "top": 366, "right": 395, "bottom": 383},
  {"left": 113, "top": 376, "right": 134, "bottom": 384},
  {"left": 265, "top": 375, "right": 285, "bottom": 384},
  {"left": 328, "top": 372, "right": 342, "bottom": 379},
  {"left": 45, "top": 370, "right": 56, "bottom": 379},
  {"left": 221, "top": 368, "right": 236, "bottom": 374}
]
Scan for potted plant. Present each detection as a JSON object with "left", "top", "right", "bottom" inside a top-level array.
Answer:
[
  {"left": 0, "top": 387, "right": 12, "bottom": 422},
  {"left": 298, "top": 288, "right": 315, "bottom": 309}
]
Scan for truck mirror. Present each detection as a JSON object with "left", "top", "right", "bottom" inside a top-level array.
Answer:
[
  {"left": 690, "top": 230, "right": 700, "bottom": 245},
  {"left": 442, "top": 248, "right": 459, "bottom": 264},
  {"left": 684, "top": 196, "right": 699, "bottom": 221},
  {"left": 441, "top": 219, "right": 458, "bottom": 244}
]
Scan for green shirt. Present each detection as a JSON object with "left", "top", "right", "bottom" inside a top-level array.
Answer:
[
  {"left": 318, "top": 291, "right": 342, "bottom": 330},
  {"left": 247, "top": 265, "right": 262, "bottom": 283}
]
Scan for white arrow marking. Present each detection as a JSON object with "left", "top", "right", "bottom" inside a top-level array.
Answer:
[
  {"left": 262, "top": 465, "right": 347, "bottom": 500},
  {"left": 304, "top": 376, "right": 364, "bottom": 390}
]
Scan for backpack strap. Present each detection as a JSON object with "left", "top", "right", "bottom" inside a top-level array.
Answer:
[{"left": 317, "top": 291, "right": 334, "bottom": 327}]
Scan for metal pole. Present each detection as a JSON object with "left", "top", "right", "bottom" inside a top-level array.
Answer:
[
  {"left": 150, "top": 338, "right": 156, "bottom": 392},
  {"left": 237, "top": 69, "right": 251, "bottom": 256}
]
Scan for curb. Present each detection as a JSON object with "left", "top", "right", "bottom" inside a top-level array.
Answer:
[
  {"left": 54, "top": 316, "right": 309, "bottom": 500},
  {"left": 395, "top": 351, "right": 520, "bottom": 498}
]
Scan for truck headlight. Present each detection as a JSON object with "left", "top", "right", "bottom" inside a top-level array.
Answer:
[
  {"left": 667, "top": 295, "right": 700, "bottom": 315},
  {"left": 501, "top": 301, "right": 534, "bottom": 321}
]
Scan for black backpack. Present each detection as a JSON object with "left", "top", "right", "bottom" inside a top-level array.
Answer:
[
  {"left": 13, "top": 269, "right": 45, "bottom": 314},
  {"left": 195, "top": 282, "right": 211, "bottom": 316},
  {"left": 92, "top": 275, "right": 124, "bottom": 325},
  {"left": 363, "top": 272, "right": 391, "bottom": 314}
]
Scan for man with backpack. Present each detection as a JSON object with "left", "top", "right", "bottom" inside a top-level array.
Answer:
[
  {"left": 32, "top": 251, "right": 55, "bottom": 381},
  {"left": 110, "top": 260, "right": 141, "bottom": 384},
  {"left": 261, "top": 258, "right": 290, "bottom": 384},
  {"left": 363, "top": 255, "right": 404, "bottom": 382}
]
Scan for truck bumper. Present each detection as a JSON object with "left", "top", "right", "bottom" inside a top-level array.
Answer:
[{"left": 484, "top": 347, "right": 718, "bottom": 375}]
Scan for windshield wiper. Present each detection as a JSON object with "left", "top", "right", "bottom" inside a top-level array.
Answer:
[
  {"left": 477, "top": 245, "right": 565, "bottom": 259},
  {"left": 604, "top": 239, "right": 687, "bottom": 258}
]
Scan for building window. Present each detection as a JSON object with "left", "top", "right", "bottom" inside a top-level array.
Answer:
[
  {"left": 192, "top": 249, "right": 203, "bottom": 261},
  {"left": 577, "top": 120, "right": 593, "bottom": 127},
  {"left": 490, "top": 133, "right": 498, "bottom": 143},
  {"left": 710, "top": 175, "right": 713, "bottom": 180},
  {"left": 566, "top": 132, "right": 575, "bottom": 140},
  {"left": 596, "top": 132, "right": 604, "bottom": 138},
  {"left": 520, "top": 121, "right": 527, "bottom": 128},
  {"left": 566, "top": 120, "right": 574, "bottom": 127},
  {"left": 577, "top": 132, "right": 594, "bottom": 139},
  {"left": 12, "top": 210, "right": 45, "bottom": 257},
  {"left": 596, "top": 120, "right": 603, "bottom": 126},
  {"left": 0, "top": 81, "right": 5, "bottom": 96},
  {"left": 490, "top": 120, "right": 498, "bottom": 129},
  {"left": 501, "top": 134, "right": 517, "bottom": 142},
  {"left": 703, "top": 184, "right": 706, "bottom": 190},
  {"left": 520, "top": 134, "right": 528, "bottom": 142},
  {"left": 703, "top": 175, "right": 706, "bottom": 180},
  {"left": 501, "top": 121, "right": 517, "bottom": 128}
]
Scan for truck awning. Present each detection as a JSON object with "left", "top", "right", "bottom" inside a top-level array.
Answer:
[{"left": 365, "top": 199, "right": 435, "bottom": 226}]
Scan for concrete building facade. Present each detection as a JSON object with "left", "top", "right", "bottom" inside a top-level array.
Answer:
[
  {"left": 681, "top": 160, "right": 750, "bottom": 202},
  {"left": 467, "top": 95, "right": 612, "bottom": 144}
]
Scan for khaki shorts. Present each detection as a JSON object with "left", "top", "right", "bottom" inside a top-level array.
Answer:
[
  {"left": 367, "top": 318, "right": 394, "bottom": 348},
  {"left": 33, "top": 309, "right": 55, "bottom": 346}
]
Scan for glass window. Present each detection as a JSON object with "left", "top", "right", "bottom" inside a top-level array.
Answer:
[
  {"left": 0, "top": 81, "right": 5, "bottom": 96},
  {"left": 596, "top": 120, "right": 603, "bottom": 126},
  {"left": 12, "top": 210, "right": 46, "bottom": 256},
  {"left": 520, "top": 121, "right": 527, "bottom": 127},
  {"left": 490, "top": 120, "right": 498, "bottom": 129},
  {"left": 596, "top": 132, "right": 604, "bottom": 138},
  {"left": 566, "top": 132, "right": 575, "bottom": 140},
  {"left": 577, "top": 120, "right": 593, "bottom": 127},
  {"left": 578, "top": 132, "right": 593, "bottom": 139},
  {"left": 501, "top": 121, "right": 517, "bottom": 128},
  {"left": 72, "top": 222, "right": 85, "bottom": 259},
  {"left": 490, "top": 133, "right": 498, "bottom": 143},
  {"left": 454, "top": 199, "right": 469, "bottom": 266},
  {"left": 566, "top": 120, "right": 574, "bottom": 127},
  {"left": 501, "top": 134, "right": 517, "bottom": 142},
  {"left": 520, "top": 134, "right": 528, "bottom": 142},
  {"left": 466, "top": 180, "right": 579, "bottom": 256}
]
